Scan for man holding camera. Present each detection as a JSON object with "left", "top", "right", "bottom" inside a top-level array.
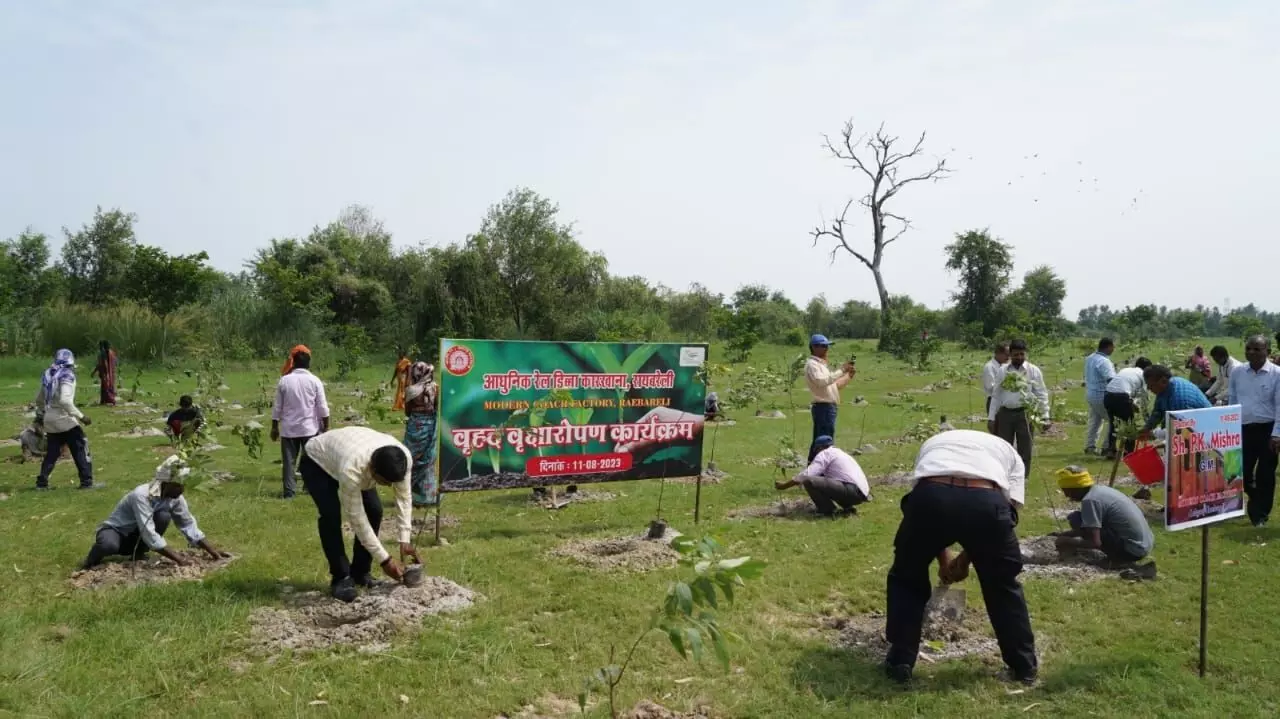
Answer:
[{"left": 804, "top": 334, "right": 856, "bottom": 462}]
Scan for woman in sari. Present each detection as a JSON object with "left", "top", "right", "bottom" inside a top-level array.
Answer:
[
  {"left": 281, "top": 344, "right": 311, "bottom": 375},
  {"left": 391, "top": 349, "right": 411, "bottom": 412},
  {"left": 90, "top": 340, "right": 117, "bottom": 406},
  {"left": 403, "top": 362, "right": 439, "bottom": 506},
  {"left": 1186, "top": 345, "right": 1213, "bottom": 391}
]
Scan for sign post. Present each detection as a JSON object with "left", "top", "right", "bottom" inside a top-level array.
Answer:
[
  {"left": 436, "top": 339, "right": 708, "bottom": 496},
  {"left": 1162, "top": 404, "right": 1246, "bottom": 677}
]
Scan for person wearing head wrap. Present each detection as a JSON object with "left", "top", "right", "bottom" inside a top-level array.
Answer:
[
  {"left": 281, "top": 344, "right": 311, "bottom": 376},
  {"left": 34, "top": 349, "right": 98, "bottom": 490},
  {"left": 271, "top": 349, "right": 330, "bottom": 499},
  {"left": 402, "top": 362, "right": 439, "bottom": 506},
  {"left": 90, "top": 339, "right": 118, "bottom": 406},
  {"left": 1051, "top": 465, "right": 1155, "bottom": 573},
  {"left": 80, "top": 456, "right": 229, "bottom": 569},
  {"left": 390, "top": 348, "right": 411, "bottom": 412}
]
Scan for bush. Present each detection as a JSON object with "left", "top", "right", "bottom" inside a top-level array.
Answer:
[
  {"left": 40, "top": 301, "right": 189, "bottom": 360},
  {"left": 780, "top": 326, "right": 806, "bottom": 347}
]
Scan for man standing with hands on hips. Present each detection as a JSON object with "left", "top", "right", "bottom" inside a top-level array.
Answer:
[
  {"left": 805, "top": 334, "right": 855, "bottom": 462},
  {"left": 1228, "top": 335, "right": 1280, "bottom": 528}
]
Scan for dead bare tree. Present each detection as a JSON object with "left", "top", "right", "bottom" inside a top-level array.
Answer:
[{"left": 811, "top": 120, "right": 950, "bottom": 351}]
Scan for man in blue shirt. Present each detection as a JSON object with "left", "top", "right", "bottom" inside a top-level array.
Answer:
[
  {"left": 1228, "top": 335, "right": 1280, "bottom": 527},
  {"left": 1137, "top": 364, "right": 1211, "bottom": 500},
  {"left": 1083, "top": 338, "right": 1117, "bottom": 455}
]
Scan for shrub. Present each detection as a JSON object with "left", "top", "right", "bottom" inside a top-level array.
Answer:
[{"left": 40, "top": 301, "right": 189, "bottom": 360}]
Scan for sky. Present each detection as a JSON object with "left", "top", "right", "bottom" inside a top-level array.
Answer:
[{"left": 1, "top": 0, "right": 1276, "bottom": 318}]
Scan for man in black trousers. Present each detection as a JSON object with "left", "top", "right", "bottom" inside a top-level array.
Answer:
[
  {"left": 884, "top": 429, "right": 1038, "bottom": 686},
  {"left": 1229, "top": 335, "right": 1280, "bottom": 528}
]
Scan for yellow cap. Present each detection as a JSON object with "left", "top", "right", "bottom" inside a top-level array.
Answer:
[{"left": 1056, "top": 465, "right": 1094, "bottom": 490}]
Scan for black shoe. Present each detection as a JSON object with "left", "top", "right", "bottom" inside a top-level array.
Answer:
[
  {"left": 330, "top": 577, "right": 357, "bottom": 603},
  {"left": 999, "top": 668, "right": 1038, "bottom": 687},
  {"left": 1120, "top": 561, "right": 1158, "bottom": 581},
  {"left": 35, "top": 484, "right": 52, "bottom": 491},
  {"left": 883, "top": 662, "right": 913, "bottom": 685},
  {"left": 353, "top": 574, "right": 375, "bottom": 589},
  {"left": 78, "top": 483, "right": 106, "bottom": 490},
  {"left": 281, "top": 492, "right": 295, "bottom": 500},
  {"left": 838, "top": 507, "right": 859, "bottom": 517},
  {"left": 1252, "top": 518, "right": 1268, "bottom": 528}
]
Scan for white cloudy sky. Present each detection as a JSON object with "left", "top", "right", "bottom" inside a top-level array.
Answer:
[{"left": 1, "top": 0, "right": 1275, "bottom": 317}]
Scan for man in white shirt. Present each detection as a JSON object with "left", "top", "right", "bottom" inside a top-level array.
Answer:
[
  {"left": 773, "top": 435, "right": 871, "bottom": 516},
  {"left": 301, "top": 426, "right": 421, "bottom": 602},
  {"left": 1102, "top": 357, "right": 1152, "bottom": 459},
  {"left": 80, "top": 456, "right": 229, "bottom": 569},
  {"left": 1229, "top": 335, "right": 1280, "bottom": 527},
  {"left": 271, "top": 349, "right": 330, "bottom": 499},
  {"left": 34, "top": 348, "right": 99, "bottom": 490},
  {"left": 987, "top": 339, "right": 1050, "bottom": 474},
  {"left": 804, "top": 334, "right": 855, "bottom": 462},
  {"left": 884, "top": 430, "right": 1037, "bottom": 687},
  {"left": 981, "top": 342, "right": 1010, "bottom": 419},
  {"left": 1206, "top": 345, "right": 1243, "bottom": 406}
]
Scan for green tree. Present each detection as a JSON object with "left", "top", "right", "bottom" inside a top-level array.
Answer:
[
  {"left": 812, "top": 121, "right": 950, "bottom": 352},
  {"left": 944, "top": 229, "right": 1013, "bottom": 337},
  {"left": 1000, "top": 266, "right": 1068, "bottom": 338},
  {"left": 127, "top": 246, "right": 217, "bottom": 356},
  {"left": 665, "top": 283, "right": 723, "bottom": 339},
  {"left": 59, "top": 207, "right": 138, "bottom": 305},
  {"left": 1224, "top": 312, "right": 1268, "bottom": 340}
]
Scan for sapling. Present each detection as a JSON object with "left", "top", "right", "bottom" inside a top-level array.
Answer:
[
  {"left": 578, "top": 533, "right": 766, "bottom": 719},
  {"left": 231, "top": 422, "right": 264, "bottom": 460},
  {"left": 128, "top": 366, "right": 144, "bottom": 402}
]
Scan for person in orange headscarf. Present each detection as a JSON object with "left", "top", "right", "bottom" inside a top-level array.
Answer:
[
  {"left": 282, "top": 345, "right": 311, "bottom": 376},
  {"left": 390, "top": 348, "right": 411, "bottom": 411}
]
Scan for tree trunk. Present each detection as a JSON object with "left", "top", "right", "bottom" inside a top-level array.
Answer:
[{"left": 873, "top": 265, "right": 893, "bottom": 352}]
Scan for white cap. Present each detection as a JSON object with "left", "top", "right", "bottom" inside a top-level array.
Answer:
[{"left": 155, "top": 455, "right": 192, "bottom": 484}]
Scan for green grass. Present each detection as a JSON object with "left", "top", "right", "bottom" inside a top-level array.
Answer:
[{"left": 1, "top": 340, "right": 1277, "bottom": 718}]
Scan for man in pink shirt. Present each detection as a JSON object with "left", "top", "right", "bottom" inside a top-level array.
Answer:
[
  {"left": 774, "top": 435, "right": 872, "bottom": 516},
  {"left": 271, "top": 350, "right": 330, "bottom": 499}
]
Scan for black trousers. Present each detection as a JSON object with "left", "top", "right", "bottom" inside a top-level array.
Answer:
[
  {"left": 84, "top": 510, "right": 172, "bottom": 567},
  {"left": 808, "top": 403, "right": 838, "bottom": 462},
  {"left": 1242, "top": 422, "right": 1278, "bottom": 524},
  {"left": 886, "top": 482, "right": 1037, "bottom": 678},
  {"left": 1103, "top": 392, "right": 1136, "bottom": 455},
  {"left": 300, "top": 456, "right": 383, "bottom": 584},
  {"left": 994, "top": 407, "right": 1033, "bottom": 473},
  {"left": 1067, "top": 510, "right": 1146, "bottom": 563},
  {"left": 37, "top": 425, "right": 93, "bottom": 488}
]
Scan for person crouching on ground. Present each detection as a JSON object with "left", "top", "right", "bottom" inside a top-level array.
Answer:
[
  {"left": 81, "top": 456, "right": 229, "bottom": 569},
  {"left": 774, "top": 435, "right": 871, "bottom": 516},
  {"left": 166, "top": 395, "right": 205, "bottom": 441},
  {"left": 884, "top": 429, "right": 1037, "bottom": 687},
  {"left": 300, "top": 426, "right": 422, "bottom": 602},
  {"left": 1050, "top": 466, "right": 1156, "bottom": 578}
]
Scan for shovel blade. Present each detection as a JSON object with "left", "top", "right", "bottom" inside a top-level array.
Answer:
[{"left": 925, "top": 584, "right": 967, "bottom": 622}]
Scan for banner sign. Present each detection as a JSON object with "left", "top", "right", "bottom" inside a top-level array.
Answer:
[
  {"left": 1165, "top": 405, "right": 1246, "bottom": 531},
  {"left": 437, "top": 339, "right": 708, "bottom": 492}
]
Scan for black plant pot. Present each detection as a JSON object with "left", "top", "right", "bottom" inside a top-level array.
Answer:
[{"left": 647, "top": 519, "right": 668, "bottom": 539}]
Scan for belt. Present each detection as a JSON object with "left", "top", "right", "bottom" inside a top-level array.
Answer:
[
  {"left": 920, "top": 475, "right": 1000, "bottom": 490},
  {"left": 811, "top": 402, "right": 836, "bottom": 406}
]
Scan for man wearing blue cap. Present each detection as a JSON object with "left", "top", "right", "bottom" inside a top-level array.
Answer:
[
  {"left": 805, "top": 334, "right": 856, "bottom": 462},
  {"left": 775, "top": 434, "right": 871, "bottom": 515}
]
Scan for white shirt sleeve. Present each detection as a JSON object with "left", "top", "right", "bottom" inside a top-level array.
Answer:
[
  {"left": 795, "top": 451, "right": 831, "bottom": 481},
  {"left": 1030, "top": 366, "right": 1050, "bottom": 422},
  {"left": 988, "top": 367, "right": 1006, "bottom": 421},
  {"left": 271, "top": 380, "right": 285, "bottom": 422},
  {"left": 1007, "top": 450, "right": 1027, "bottom": 507},
  {"left": 394, "top": 450, "right": 413, "bottom": 544},
  {"left": 316, "top": 378, "right": 331, "bottom": 419},
  {"left": 982, "top": 361, "right": 999, "bottom": 396},
  {"left": 340, "top": 460, "right": 390, "bottom": 565},
  {"left": 170, "top": 496, "right": 207, "bottom": 546},
  {"left": 805, "top": 360, "right": 844, "bottom": 388},
  {"left": 129, "top": 491, "right": 168, "bottom": 551}
]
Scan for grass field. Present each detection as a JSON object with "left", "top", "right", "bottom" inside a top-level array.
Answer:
[{"left": 2, "top": 340, "right": 1277, "bottom": 719}]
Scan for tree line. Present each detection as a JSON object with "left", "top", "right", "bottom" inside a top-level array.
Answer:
[{"left": 1, "top": 190, "right": 1275, "bottom": 366}]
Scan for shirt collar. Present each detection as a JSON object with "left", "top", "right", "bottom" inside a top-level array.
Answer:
[{"left": 291, "top": 368, "right": 312, "bottom": 376}]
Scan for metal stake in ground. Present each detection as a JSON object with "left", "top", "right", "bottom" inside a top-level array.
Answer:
[{"left": 1199, "top": 524, "right": 1209, "bottom": 677}]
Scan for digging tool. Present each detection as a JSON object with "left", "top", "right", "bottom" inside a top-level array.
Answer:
[{"left": 924, "top": 583, "right": 967, "bottom": 622}]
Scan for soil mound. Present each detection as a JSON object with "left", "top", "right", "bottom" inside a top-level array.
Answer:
[
  {"left": 550, "top": 529, "right": 681, "bottom": 572},
  {"left": 530, "top": 489, "right": 617, "bottom": 509},
  {"left": 105, "top": 426, "right": 167, "bottom": 438},
  {"left": 872, "top": 471, "right": 915, "bottom": 488},
  {"left": 502, "top": 697, "right": 708, "bottom": 719},
  {"left": 246, "top": 576, "right": 478, "bottom": 655},
  {"left": 825, "top": 611, "right": 998, "bottom": 662},
  {"left": 726, "top": 498, "right": 824, "bottom": 521},
  {"left": 1019, "top": 535, "right": 1116, "bottom": 581},
  {"left": 69, "top": 551, "right": 238, "bottom": 591}
]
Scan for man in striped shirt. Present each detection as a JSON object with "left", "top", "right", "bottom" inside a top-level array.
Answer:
[{"left": 301, "top": 426, "right": 421, "bottom": 602}]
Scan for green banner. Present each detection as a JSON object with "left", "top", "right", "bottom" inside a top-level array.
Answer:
[{"left": 437, "top": 339, "right": 708, "bottom": 492}]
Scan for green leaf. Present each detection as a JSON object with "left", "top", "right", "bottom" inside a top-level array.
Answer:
[
  {"left": 684, "top": 627, "right": 705, "bottom": 662},
  {"left": 696, "top": 537, "right": 721, "bottom": 557},
  {"left": 587, "top": 344, "right": 624, "bottom": 373},
  {"left": 670, "top": 535, "right": 696, "bottom": 554},
  {"left": 692, "top": 577, "right": 718, "bottom": 609},
  {"left": 674, "top": 582, "right": 694, "bottom": 616},
  {"left": 620, "top": 344, "right": 663, "bottom": 376},
  {"left": 716, "top": 557, "right": 766, "bottom": 579},
  {"left": 693, "top": 560, "right": 711, "bottom": 575},
  {"left": 667, "top": 625, "right": 687, "bottom": 658},
  {"left": 706, "top": 622, "right": 731, "bottom": 671},
  {"left": 715, "top": 576, "right": 736, "bottom": 605}
]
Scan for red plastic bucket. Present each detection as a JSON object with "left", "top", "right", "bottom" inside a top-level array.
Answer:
[{"left": 1123, "top": 445, "right": 1165, "bottom": 486}]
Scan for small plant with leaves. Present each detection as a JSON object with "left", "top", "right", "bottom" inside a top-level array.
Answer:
[
  {"left": 248, "top": 372, "right": 274, "bottom": 415},
  {"left": 772, "top": 434, "right": 805, "bottom": 476},
  {"left": 231, "top": 421, "right": 265, "bottom": 460},
  {"left": 578, "top": 533, "right": 765, "bottom": 719},
  {"left": 1000, "top": 371, "right": 1051, "bottom": 431},
  {"left": 128, "top": 366, "right": 145, "bottom": 402}
]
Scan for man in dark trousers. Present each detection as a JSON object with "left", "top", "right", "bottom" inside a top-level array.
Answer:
[
  {"left": 987, "top": 339, "right": 1050, "bottom": 474},
  {"left": 804, "top": 334, "right": 855, "bottom": 462},
  {"left": 884, "top": 429, "right": 1037, "bottom": 687},
  {"left": 271, "top": 349, "right": 330, "bottom": 499},
  {"left": 1229, "top": 335, "right": 1280, "bottom": 527}
]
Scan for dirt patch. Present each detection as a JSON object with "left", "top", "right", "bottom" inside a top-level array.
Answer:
[
  {"left": 245, "top": 575, "right": 478, "bottom": 655},
  {"left": 872, "top": 471, "right": 915, "bottom": 488},
  {"left": 671, "top": 465, "right": 729, "bottom": 485},
  {"left": 1019, "top": 535, "right": 1117, "bottom": 582},
  {"left": 1046, "top": 502, "right": 1164, "bottom": 523},
  {"left": 626, "top": 701, "right": 711, "bottom": 719},
  {"left": 726, "top": 498, "right": 831, "bottom": 521},
  {"left": 69, "top": 551, "right": 238, "bottom": 591},
  {"left": 1039, "top": 424, "right": 1068, "bottom": 441},
  {"left": 824, "top": 611, "right": 999, "bottom": 662},
  {"left": 550, "top": 529, "right": 681, "bottom": 572},
  {"left": 502, "top": 697, "right": 708, "bottom": 719},
  {"left": 706, "top": 419, "right": 736, "bottom": 427},
  {"left": 530, "top": 488, "right": 618, "bottom": 509},
  {"left": 0, "top": 438, "right": 20, "bottom": 448},
  {"left": 754, "top": 410, "right": 786, "bottom": 419},
  {"left": 105, "top": 426, "right": 167, "bottom": 439}
]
